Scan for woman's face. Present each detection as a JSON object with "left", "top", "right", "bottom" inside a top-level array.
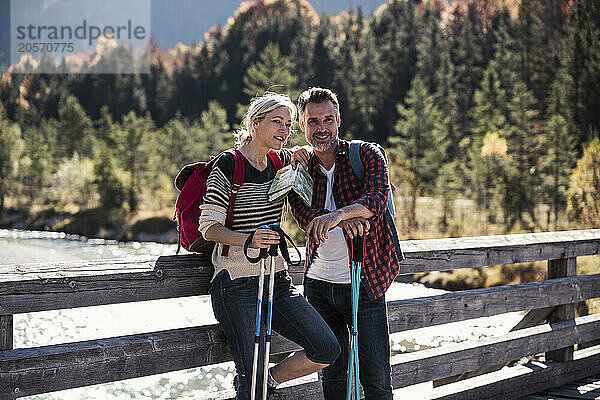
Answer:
[{"left": 252, "top": 106, "right": 292, "bottom": 150}]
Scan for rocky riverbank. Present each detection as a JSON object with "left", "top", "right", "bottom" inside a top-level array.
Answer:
[{"left": 0, "top": 207, "right": 178, "bottom": 244}]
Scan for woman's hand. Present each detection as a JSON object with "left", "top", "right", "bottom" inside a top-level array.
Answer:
[
  {"left": 249, "top": 228, "right": 281, "bottom": 249},
  {"left": 290, "top": 146, "right": 311, "bottom": 170},
  {"left": 339, "top": 217, "right": 370, "bottom": 239}
]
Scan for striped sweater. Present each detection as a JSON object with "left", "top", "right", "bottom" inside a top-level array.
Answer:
[{"left": 199, "top": 149, "right": 290, "bottom": 280}]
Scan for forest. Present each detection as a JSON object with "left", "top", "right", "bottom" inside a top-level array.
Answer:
[{"left": 0, "top": 0, "right": 599, "bottom": 252}]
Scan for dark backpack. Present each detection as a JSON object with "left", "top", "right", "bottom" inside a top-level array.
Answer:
[
  {"left": 173, "top": 149, "right": 283, "bottom": 255},
  {"left": 348, "top": 140, "right": 404, "bottom": 262}
]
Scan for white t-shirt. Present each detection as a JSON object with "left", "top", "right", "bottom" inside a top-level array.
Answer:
[{"left": 306, "top": 163, "right": 351, "bottom": 284}]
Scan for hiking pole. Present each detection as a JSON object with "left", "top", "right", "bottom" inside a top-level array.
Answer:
[
  {"left": 245, "top": 225, "right": 270, "bottom": 400},
  {"left": 243, "top": 224, "right": 302, "bottom": 400},
  {"left": 347, "top": 235, "right": 363, "bottom": 400},
  {"left": 261, "top": 224, "right": 280, "bottom": 400}
]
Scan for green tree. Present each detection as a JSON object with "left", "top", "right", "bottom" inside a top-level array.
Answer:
[
  {"left": 242, "top": 42, "right": 299, "bottom": 99},
  {"left": 389, "top": 76, "right": 447, "bottom": 233},
  {"left": 436, "top": 161, "right": 462, "bottom": 234},
  {"left": 0, "top": 105, "right": 23, "bottom": 212},
  {"left": 516, "top": 0, "right": 549, "bottom": 100},
  {"left": 568, "top": 137, "right": 600, "bottom": 227},
  {"left": 465, "top": 62, "right": 509, "bottom": 219},
  {"left": 94, "top": 143, "right": 125, "bottom": 210},
  {"left": 19, "top": 126, "right": 51, "bottom": 206},
  {"left": 540, "top": 114, "right": 577, "bottom": 230},
  {"left": 504, "top": 81, "right": 542, "bottom": 230},
  {"left": 192, "top": 101, "right": 234, "bottom": 161},
  {"left": 558, "top": 0, "right": 600, "bottom": 149},
  {"left": 115, "top": 112, "right": 156, "bottom": 211},
  {"left": 57, "top": 95, "right": 95, "bottom": 158}
]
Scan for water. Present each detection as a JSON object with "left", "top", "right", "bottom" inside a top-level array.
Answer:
[{"left": 0, "top": 229, "right": 525, "bottom": 399}]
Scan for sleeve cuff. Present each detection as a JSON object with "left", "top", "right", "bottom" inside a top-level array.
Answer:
[{"left": 199, "top": 203, "right": 227, "bottom": 238}]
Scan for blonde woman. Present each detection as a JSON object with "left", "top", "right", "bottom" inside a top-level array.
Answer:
[{"left": 200, "top": 92, "right": 339, "bottom": 399}]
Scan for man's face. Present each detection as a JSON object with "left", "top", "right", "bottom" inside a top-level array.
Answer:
[{"left": 300, "top": 100, "right": 340, "bottom": 153}]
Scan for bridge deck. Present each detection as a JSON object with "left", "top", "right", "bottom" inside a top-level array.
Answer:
[{"left": 522, "top": 376, "right": 600, "bottom": 399}]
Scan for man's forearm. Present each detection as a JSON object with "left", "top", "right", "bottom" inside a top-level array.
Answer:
[{"left": 333, "top": 203, "right": 374, "bottom": 222}]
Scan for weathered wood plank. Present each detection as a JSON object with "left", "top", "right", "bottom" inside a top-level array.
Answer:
[
  {"left": 428, "top": 345, "right": 600, "bottom": 400},
  {"left": 546, "top": 257, "right": 577, "bottom": 362},
  {"left": 0, "top": 315, "right": 12, "bottom": 350},
  {"left": 0, "top": 324, "right": 301, "bottom": 398},
  {"left": 3, "top": 259, "right": 600, "bottom": 318},
  {"left": 539, "top": 385, "right": 600, "bottom": 399},
  {"left": 3, "top": 229, "right": 600, "bottom": 282},
  {"left": 0, "top": 267, "right": 213, "bottom": 315},
  {"left": 398, "top": 229, "right": 600, "bottom": 274},
  {"left": 387, "top": 274, "right": 600, "bottom": 332},
  {"left": 433, "top": 306, "right": 557, "bottom": 387},
  {"left": 390, "top": 314, "right": 600, "bottom": 389}
]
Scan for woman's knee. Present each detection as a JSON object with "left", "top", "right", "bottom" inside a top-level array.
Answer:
[{"left": 313, "top": 333, "right": 341, "bottom": 365}]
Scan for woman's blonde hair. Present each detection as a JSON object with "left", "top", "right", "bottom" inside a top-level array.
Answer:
[{"left": 235, "top": 92, "right": 297, "bottom": 146}]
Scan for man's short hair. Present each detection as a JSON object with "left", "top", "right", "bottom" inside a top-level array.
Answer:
[{"left": 297, "top": 87, "right": 340, "bottom": 119}]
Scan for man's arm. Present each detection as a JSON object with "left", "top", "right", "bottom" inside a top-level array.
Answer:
[
  {"left": 307, "top": 143, "right": 389, "bottom": 244},
  {"left": 287, "top": 191, "right": 329, "bottom": 231}
]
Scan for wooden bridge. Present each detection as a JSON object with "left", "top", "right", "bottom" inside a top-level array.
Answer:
[{"left": 1, "top": 229, "right": 600, "bottom": 399}]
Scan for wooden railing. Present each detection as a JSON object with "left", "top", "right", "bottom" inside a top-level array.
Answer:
[{"left": 1, "top": 229, "right": 600, "bottom": 399}]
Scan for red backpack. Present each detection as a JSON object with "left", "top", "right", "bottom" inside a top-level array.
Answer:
[{"left": 173, "top": 149, "right": 283, "bottom": 255}]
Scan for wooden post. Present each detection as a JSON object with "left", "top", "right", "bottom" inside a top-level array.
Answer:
[
  {"left": 546, "top": 257, "right": 576, "bottom": 362},
  {"left": 0, "top": 315, "right": 13, "bottom": 350}
]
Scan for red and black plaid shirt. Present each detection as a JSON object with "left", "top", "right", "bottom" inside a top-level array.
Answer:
[{"left": 288, "top": 139, "right": 402, "bottom": 300}]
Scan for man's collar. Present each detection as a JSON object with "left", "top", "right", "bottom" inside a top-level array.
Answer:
[{"left": 309, "top": 139, "right": 348, "bottom": 172}]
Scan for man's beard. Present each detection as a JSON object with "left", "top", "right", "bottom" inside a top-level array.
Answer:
[{"left": 311, "top": 135, "right": 337, "bottom": 152}]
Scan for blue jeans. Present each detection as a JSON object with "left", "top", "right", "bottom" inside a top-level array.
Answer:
[
  {"left": 210, "top": 269, "right": 340, "bottom": 400},
  {"left": 304, "top": 277, "right": 393, "bottom": 400}
]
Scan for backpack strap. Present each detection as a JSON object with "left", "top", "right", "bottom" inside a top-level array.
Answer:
[
  {"left": 349, "top": 140, "right": 365, "bottom": 181},
  {"left": 267, "top": 150, "right": 283, "bottom": 170},
  {"left": 221, "top": 149, "right": 245, "bottom": 257},
  {"left": 348, "top": 140, "right": 404, "bottom": 262}
]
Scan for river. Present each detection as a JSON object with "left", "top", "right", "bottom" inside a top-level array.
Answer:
[{"left": 0, "top": 229, "right": 525, "bottom": 399}]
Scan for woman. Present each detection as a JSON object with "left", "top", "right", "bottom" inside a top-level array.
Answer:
[{"left": 199, "top": 92, "right": 340, "bottom": 399}]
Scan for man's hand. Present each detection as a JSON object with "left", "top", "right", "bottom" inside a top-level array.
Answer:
[
  {"left": 290, "top": 146, "right": 311, "bottom": 170},
  {"left": 306, "top": 212, "right": 342, "bottom": 245},
  {"left": 339, "top": 217, "right": 370, "bottom": 239}
]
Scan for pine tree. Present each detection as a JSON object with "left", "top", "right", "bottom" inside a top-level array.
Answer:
[
  {"left": 465, "top": 61, "right": 509, "bottom": 229},
  {"left": 416, "top": 3, "right": 444, "bottom": 94},
  {"left": 450, "top": 13, "right": 486, "bottom": 139},
  {"left": 242, "top": 42, "right": 299, "bottom": 99},
  {"left": 195, "top": 101, "right": 234, "bottom": 159},
  {"left": 93, "top": 143, "right": 125, "bottom": 210},
  {"left": 540, "top": 114, "right": 576, "bottom": 229},
  {"left": 116, "top": 112, "right": 155, "bottom": 212},
  {"left": 516, "top": 0, "right": 549, "bottom": 101},
  {"left": 19, "top": 126, "right": 51, "bottom": 206},
  {"left": 436, "top": 161, "right": 462, "bottom": 234},
  {"left": 558, "top": 0, "right": 600, "bottom": 150},
  {"left": 389, "top": 76, "right": 448, "bottom": 233},
  {"left": 57, "top": 95, "right": 95, "bottom": 158},
  {"left": 363, "top": 0, "right": 420, "bottom": 143},
  {"left": 0, "top": 105, "right": 23, "bottom": 212},
  {"left": 505, "top": 81, "right": 541, "bottom": 230}
]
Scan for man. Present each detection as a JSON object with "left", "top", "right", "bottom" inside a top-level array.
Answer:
[{"left": 288, "top": 87, "right": 403, "bottom": 399}]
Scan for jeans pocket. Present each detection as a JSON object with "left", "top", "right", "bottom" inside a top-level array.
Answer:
[{"left": 222, "top": 276, "right": 256, "bottom": 293}]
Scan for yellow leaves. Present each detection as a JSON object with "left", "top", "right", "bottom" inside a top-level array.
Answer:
[
  {"left": 481, "top": 131, "right": 508, "bottom": 158},
  {"left": 567, "top": 138, "right": 600, "bottom": 227}
]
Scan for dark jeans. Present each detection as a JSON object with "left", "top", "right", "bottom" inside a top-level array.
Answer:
[
  {"left": 304, "top": 277, "right": 393, "bottom": 400},
  {"left": 210, "top": 269, "right": 340, "bottom": 400}
]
